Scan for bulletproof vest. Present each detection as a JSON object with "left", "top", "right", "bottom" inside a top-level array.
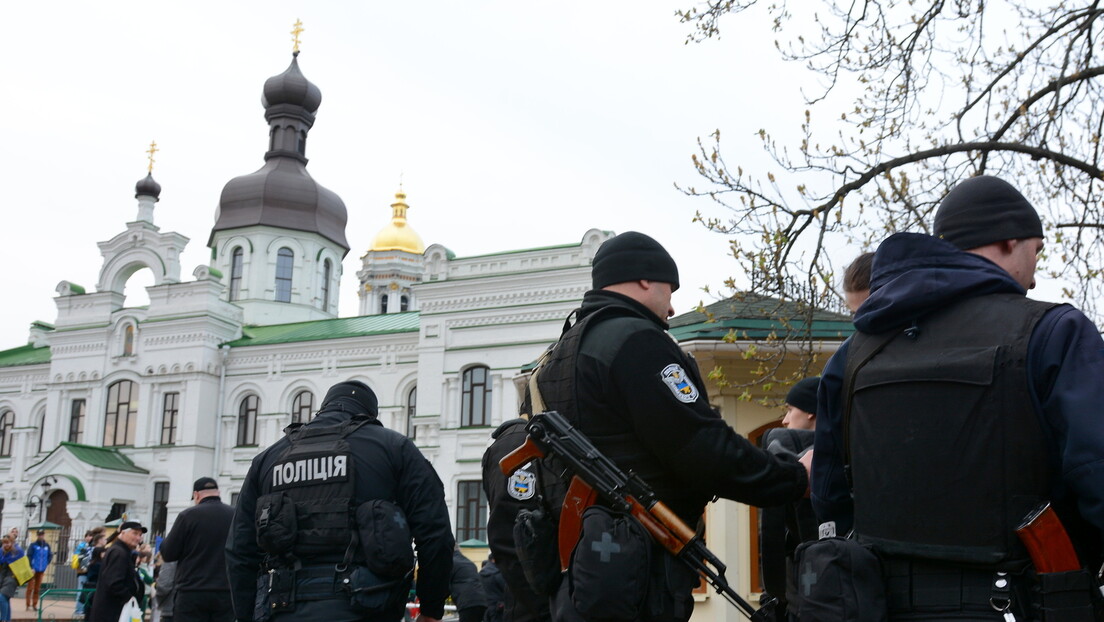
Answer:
[
  {"left": 536, "top": 305, "right": 682, "bottom": 507},
  {"left": 846, "top": 293, "right": 1057, "bottom": 567},
  {"left": 259, "top": 417, "right": 369, "bottom": 562}
]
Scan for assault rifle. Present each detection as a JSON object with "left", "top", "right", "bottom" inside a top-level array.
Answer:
[{"left": 500, "top": 410, "right": 775, "bottom": 622}]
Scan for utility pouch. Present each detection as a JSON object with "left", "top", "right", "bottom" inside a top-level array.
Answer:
[
  {"left": 256, "top": 493, "right": 297, "bottom": 555},
  {"left": 568, "top": 506, "right": 650, "bottom": 622},
  {"left": 514, "top": 506, "right": 562, "bottom": 597},
  {"left": 356, "top": 499, "right": 414, "bottom": 578},
  {"left": 340, "top": 565, "right": 410, "bottom": 618},
  {"left": 792, "top": 537, "right": 887, "bottom": 622},
  {"left": 254, "top": 568, "right": 296, "bottom": 622},
  {"left": 1034, "top": 569, "right": 1098, "bottom": 622}
]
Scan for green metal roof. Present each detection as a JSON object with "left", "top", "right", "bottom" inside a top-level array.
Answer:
[
  {"left": 31, "top": 442, "right": 149, "bottom": 474},
  {"left": 0, "top": 344, "right": 51, "bottom": 368},
  {"left": 226, "top": 312, "right": 421, "bottom": 347},
  {"left": 669, "top": 293, "right": 856, "bottom": 342}
]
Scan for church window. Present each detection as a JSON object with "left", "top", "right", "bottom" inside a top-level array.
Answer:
[
  {"left": 230, "top": 247, "right": 244, "bottom": 301},
  {"left": 104, "top": 380, "right": 138, "bottom": 447},
  {"left": 237, "top": 394, "right": 259, "bottom": 446},
  {"left": 105, "top": 503, "right": 126, "bottom": 523},
  {"left": 123, "top": 324, "right": 135, "bottom": 356},
  {"left": 322, "top": 259, "right": 332, "bottom": 312},
  {"left": 400, "top": 295, "right": 409, "bottom": 312},
  {"left": 275, "top": 248, "right": 294, "bottom": 303},
  {"left": 36, "top": 411, "right": 45, "bottom": 454},
  {"left": 455, "top": 480, "right": 487, "bottom": 543},
  {"left": 161, "top": 392, "right": 179, "bottom": 445},
  {"left": 151, "top": 482, "right": 170, "bottom": 537},
  {"left": 406, "top": 386, "right": 417, "bottom": 439},
  {"left": 298, "top": 130, "right": 307, "bottom": 155},
  {"left": 461, "top": 366, "right": 491, "bottom": 427},
  {"left": 291, "top": 391, "right": 314, "bottom": 424},
  {"left": 380, "top": 294, "right": 388, "bottom": 314},
  {"left": 0, "top": 411, "right": 12, "bottom": 457},
  {"left": 68, "top": 399, "right": 85, "bottom": 443}
]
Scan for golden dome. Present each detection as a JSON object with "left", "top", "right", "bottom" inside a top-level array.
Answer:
[{"left": 370, "top": 190, "right": 425, "bottom": 253}]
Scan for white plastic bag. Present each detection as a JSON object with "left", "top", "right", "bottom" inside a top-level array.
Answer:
[{"left": 118, "top": 596, "right": 142, "bottom": 622}]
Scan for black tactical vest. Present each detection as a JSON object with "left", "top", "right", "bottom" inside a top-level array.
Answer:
[
  {"left": 846, "top": 293, "right": 1057, "bottom": 567},
  {"left": 536, "top": 305, "right": 689, "bottom": 508},
  {"left": 258, "top": 418, "right": 369, "bottom": 562}
]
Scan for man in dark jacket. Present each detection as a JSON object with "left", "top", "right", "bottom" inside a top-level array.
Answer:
[
  {"left": 160, "top": 476, "right": 236, "bottom": 621},
  {"left": 89, "top": 521, "right": 146, "bottom": 622},
  {"left": 813, "top": 176, "right": 1104, "bottom": 620},
  {"left": 534, "top": 231, "right": 809, "bottom": 622},
  {"left": 479, "top": 555, "right": 506, "bottom": 622},
  {"left": 760, "top": 378, "right": 819, "bottom": 621},
  {"left": 450, "top": 550, "right": 487, "bottom": 622},
  {"left": 226, "top": 380, "right": 454, "bottom": 622}
]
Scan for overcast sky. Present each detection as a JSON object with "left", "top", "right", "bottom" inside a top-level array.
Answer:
[{"left": 0, "top": 2, "right": 816, "bottom": 349}]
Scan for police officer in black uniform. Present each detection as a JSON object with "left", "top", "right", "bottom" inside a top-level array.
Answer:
[
  {"left": 226, "top": 380, "right": 455, "bottom": 622},
  {"left": 533, "top": 232, "right": 809, "bottom": 622}
]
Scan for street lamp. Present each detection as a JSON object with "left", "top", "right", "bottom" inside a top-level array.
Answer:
[{"left": 24, "top": 476, "right": 57, "bottom": 525}]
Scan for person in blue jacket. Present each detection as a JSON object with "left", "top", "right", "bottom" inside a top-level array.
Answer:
[
  {"left": 25, "top": 530, "right": 51, "bottom": 611},
  {"left": 812, "top": 176, "right": 1104, "bottom": 620}
]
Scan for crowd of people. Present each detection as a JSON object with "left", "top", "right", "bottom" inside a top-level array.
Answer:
[{"left": 0, "top": 175, "right": 1100, "bottom": 622}]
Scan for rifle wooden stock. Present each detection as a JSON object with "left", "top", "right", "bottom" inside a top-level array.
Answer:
[
  {"left": 1016, "top": 502, "right": 1081, "bottom": 573},
  {"left": 629, "top": 500, "right": 696, "bottom": 556},
  {"left": 499, "top": 436, "right": 545, "bottom": 477}
]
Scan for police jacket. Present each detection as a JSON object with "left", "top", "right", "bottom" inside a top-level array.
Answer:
[
  {"left": 537, "top": 290, "right": 808, "bottom": 523},
  {"left": 813, "top": 233, "right": 1104, "bottom": 568},
  {"left": 88, "top": 539, "right": 144, "bottom": 622},
  {"left": 225, "top": 410, "right": 455, "bottom": 620},
  {"left": 160, "top": 495, "right": 234, "bottom": 592},
  {"left": 481, "top": 419, "right": 553, "bottom": 622}
]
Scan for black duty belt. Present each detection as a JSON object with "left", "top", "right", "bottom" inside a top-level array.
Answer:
[
  {"left": 293, "top": 565, "right": 345, "bottom": 601},
  {"left": 882, "top": 558, "right": 1021, "bottom": 614}
]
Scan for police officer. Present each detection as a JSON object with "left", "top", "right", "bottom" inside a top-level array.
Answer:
[
  {"left": 813, "top": 176, "right": 1104, "bottom": 620},
  {"left": 533, "top": 231, "right": 809, "bottom": 622},
  {"left": 226, "top": 380, "right": 455, "bottom": 622}
]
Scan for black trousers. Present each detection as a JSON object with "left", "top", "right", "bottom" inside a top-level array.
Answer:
[{"left": 174, "top": 590, "right": 235, "bottom": 622}]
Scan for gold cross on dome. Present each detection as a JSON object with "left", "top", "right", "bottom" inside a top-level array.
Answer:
[
  {"left": 291, "top": 19, "right": 304, "bottom": 53},
  {"left": 146, "top": 141, "right": 159, "bottom": 173}
]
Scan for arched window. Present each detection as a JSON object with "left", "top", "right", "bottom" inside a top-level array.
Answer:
[
  {"left": 123, "top": 324, "right": 135, "bottom": 356},
  {"left": 400, "top": 295, "right": 409, "bottom": 312},
  {"left": 461, "top": 366, "right": 492, "bottom": 427},
  {"left": 321, "top": 259, "right": 332, "bottom": 313},
  {"left": 0, "top": 411, "right": 13, "bottom": 457},
  {"left": 36, "top": 411, "right": 45, "bottom": 454},
  {"left": 229, "top": 247, "right": 244, "bottom": 301},
  {"left": 380, "top": 294, "right": 388, "bottom": 315},
  {"left": 275, "top": 248, "right": 294, "bottom": 303},
  {"left": 291, "top": 391, "right": 314, "bottom": 425},
  {"left": 406, "top": 386, "right": 417, "bottom": 439},
  {"left": 104, "top": 380, "right": 138, "bottom": 447},
  {"left": 237, "top": 395, "right": 259, "bottom": 446}
]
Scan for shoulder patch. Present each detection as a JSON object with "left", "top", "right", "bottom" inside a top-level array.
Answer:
[
  {"left": 661, "top": 363, "right": 700, "bottom": 403},
  {"left": 508, "top": 466, "right": 537, "bottom": 500}
]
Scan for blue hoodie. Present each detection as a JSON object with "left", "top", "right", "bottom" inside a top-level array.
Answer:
[{"left": 812, "top": 232, "right": 1104, "bottom": 556}]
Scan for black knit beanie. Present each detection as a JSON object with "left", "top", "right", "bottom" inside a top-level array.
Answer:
[
  {"left": 591, "top": 232, "right": 680, "bottom": 291},
  {"left": 320, "top": 380, "right": 379, "bottom": 418},
  {"left": 785, "top": 377, "right": 820, "bottom": 415},
  {"left": 933, "top": 176, "right": 1043, "bottom": 250}
]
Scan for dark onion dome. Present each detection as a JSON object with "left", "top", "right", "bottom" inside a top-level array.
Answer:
[
  {"left": 212, "top": 158, "right": 349, "bottom": 252},
  {"left": 210, "top": 53, "right": 348, "bottom": 254},
  {"left": 262, "top": 52, "right": 321, "bottom": 114},
  {"left": 135, "top": 172, "right": 161, "bottom": 201}
]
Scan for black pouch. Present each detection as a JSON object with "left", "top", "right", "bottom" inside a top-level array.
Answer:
[
  {"left": 1034, "top": 569, "right": 1098, "bottom": 622},
  {"left": 342, "top": 565, "right": 410, "bottom": 618},
  {"left": 256, "top": 493, "right": 297, "bottom": 555},
  {"left": 792, "top": 537, "right": 887, "bottom": 622},
  {"left": 514, "top": 507, "right": 562, "bottom": 597},
  {"left": 568, "top": 506, "right": 650, "bottom": 622},
  {"left": 356, "top": 499, "right": 415, "bottom": 578},
  {"left": 253, "top": 569, "right": 296, "bottom": 622}
]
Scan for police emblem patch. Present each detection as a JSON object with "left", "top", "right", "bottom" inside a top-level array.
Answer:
[
  {"left": 508, "top": 468, "right": 536, "bottom": 500},
  {"left": 661, "top": 363, "right": 699, "bottom": 403}
]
